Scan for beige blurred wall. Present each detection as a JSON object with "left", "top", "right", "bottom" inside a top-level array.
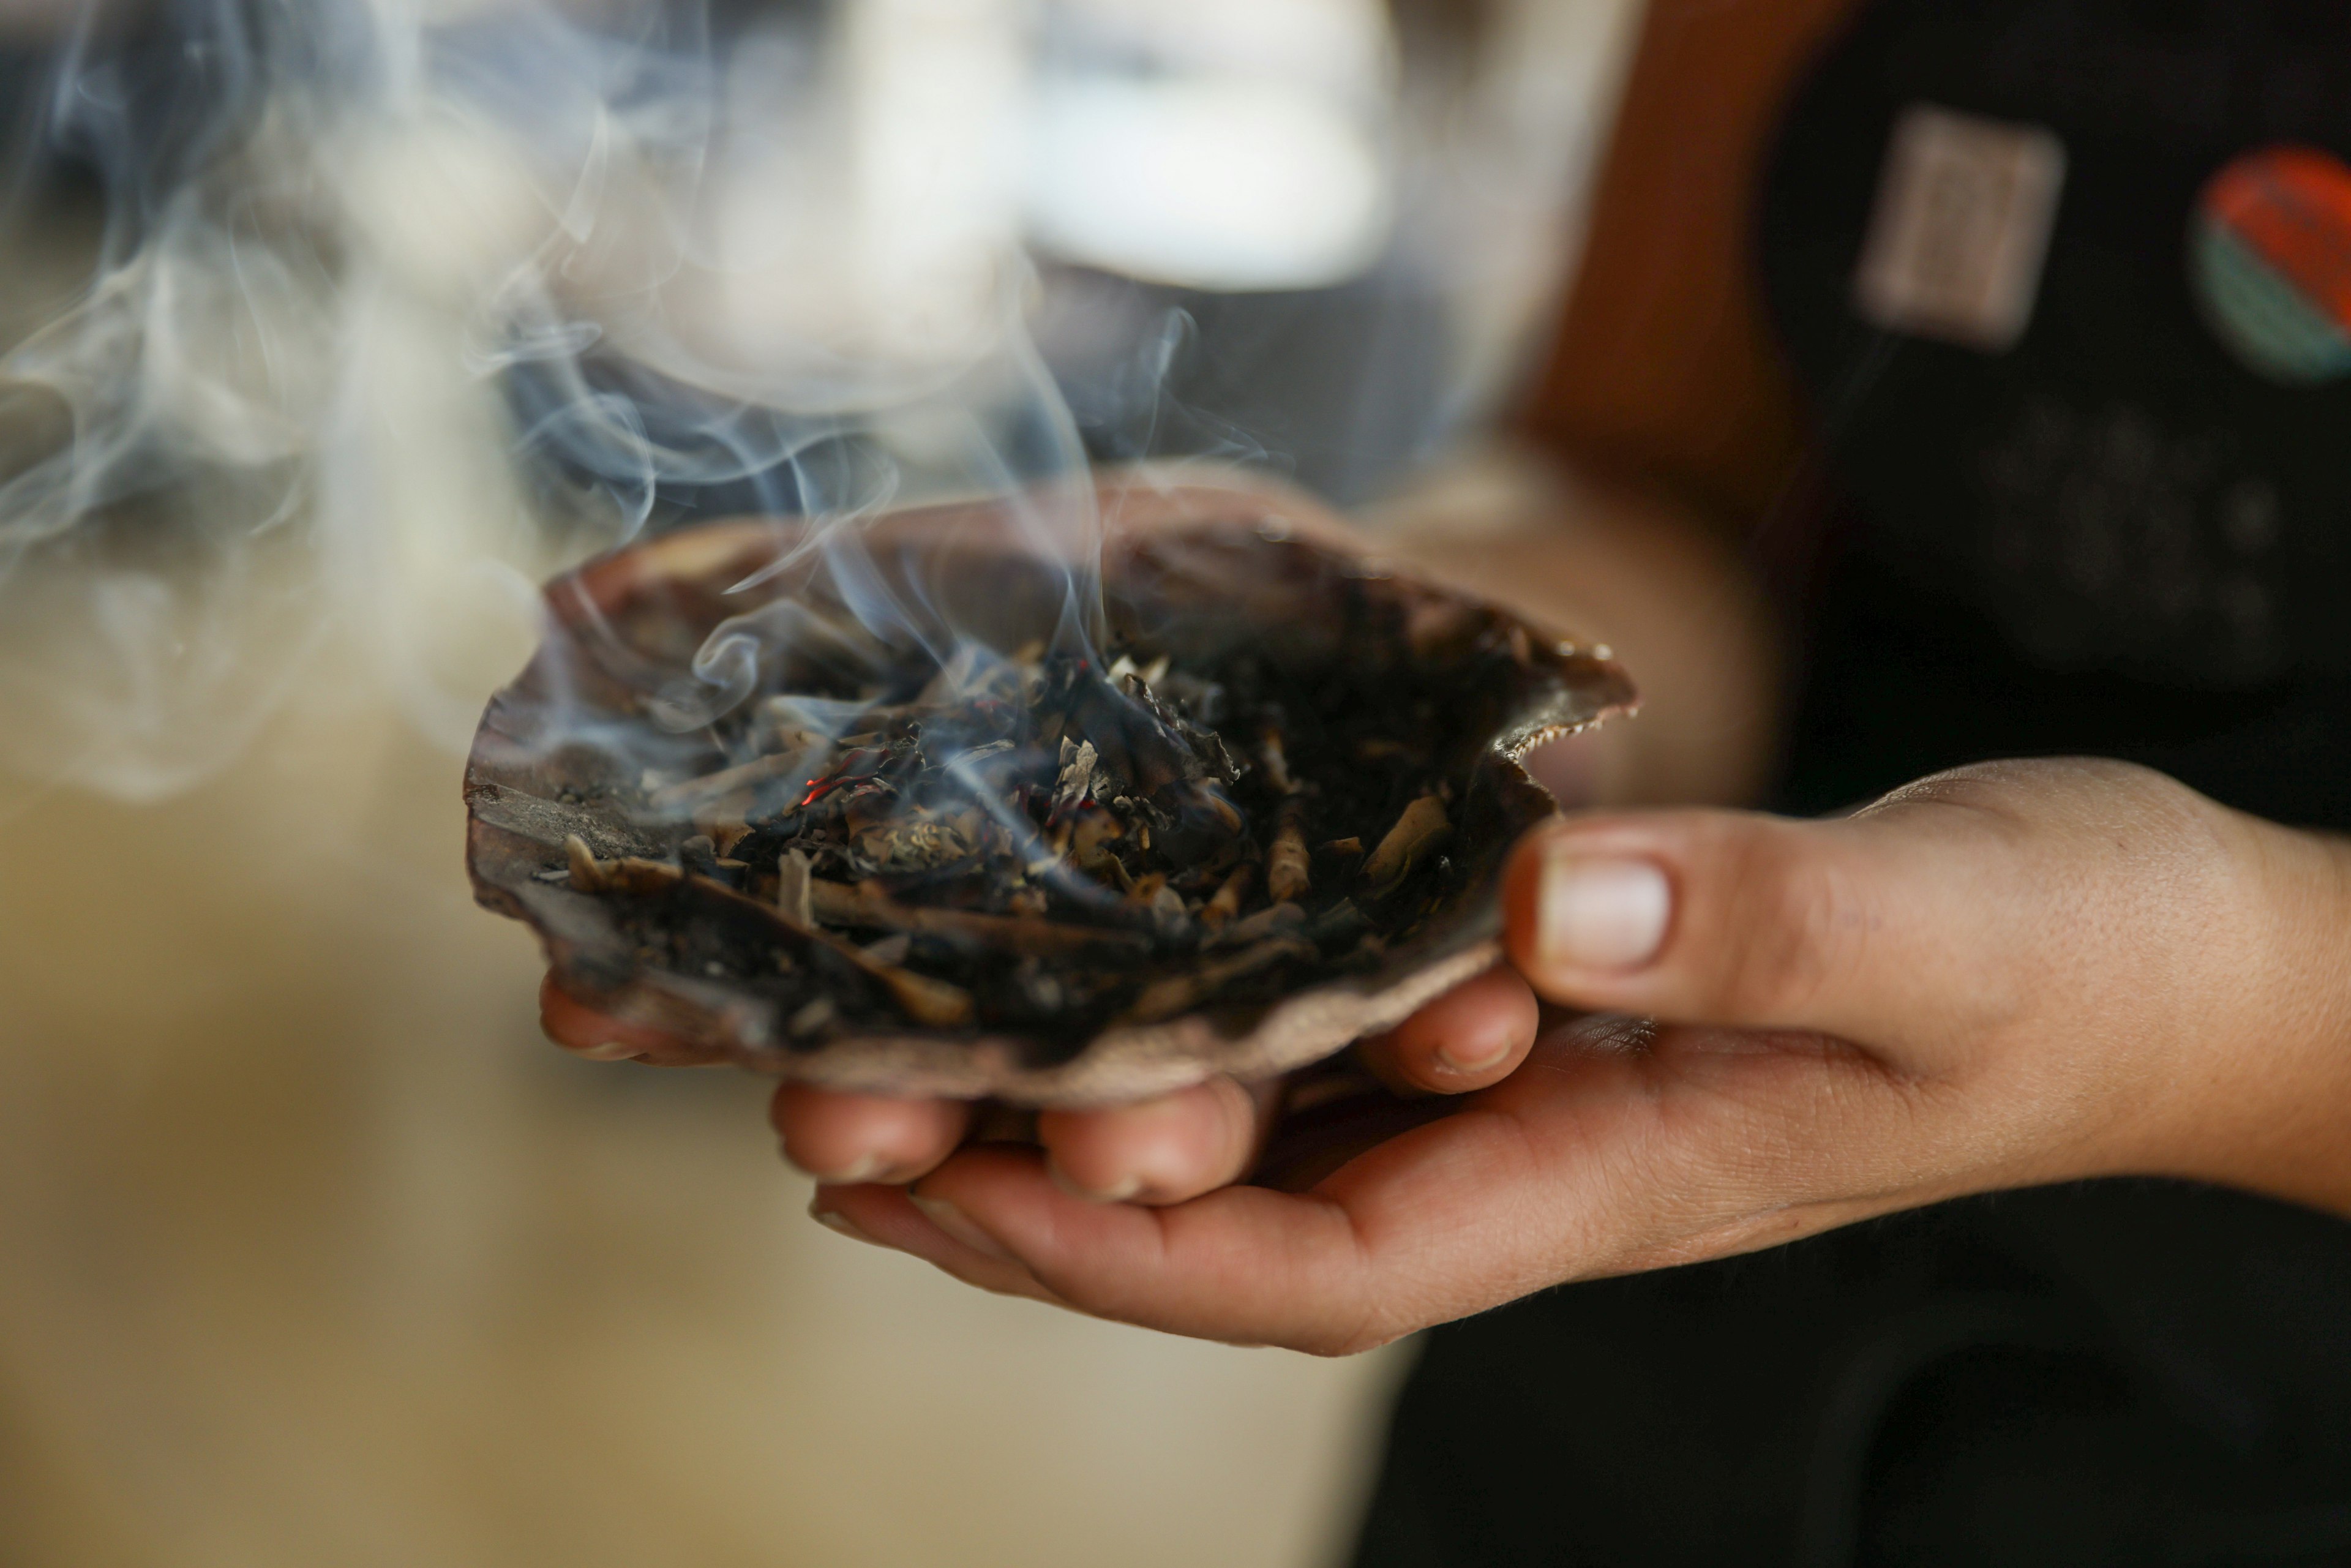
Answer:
[
  {"left": 0, "top": 658, "right": 1406, "bottom": 1568},
  {"left": 0, "top": 1, "right": 1667, "bottom": 1555}
]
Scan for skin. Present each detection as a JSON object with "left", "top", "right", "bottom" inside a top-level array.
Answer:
[{"left": 537, "top": 504, "right": 2351, "bottom": 1354}]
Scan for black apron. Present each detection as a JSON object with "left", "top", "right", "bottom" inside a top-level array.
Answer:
[{"left": 1355, "top": 4, "right": 2351, "bottom": 1562}]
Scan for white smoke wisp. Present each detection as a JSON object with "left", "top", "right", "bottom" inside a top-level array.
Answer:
[{"left": 0, "top": 0, "right": 1091, "bottom": 801}]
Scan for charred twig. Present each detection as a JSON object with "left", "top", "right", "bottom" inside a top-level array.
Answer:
[
  {"left": 1127, "top": 937, "right": 1316, "bottom": 1022},
  {"left": 690, "top": 789, "right": 756, "bottom": 852},
  {"left": 565, "top": 834, "right": 604, "bottom": 891},
  {"left": 697, "top": 866, "right": 977, "bottom": 1027},
  {"left": 1362, "top": 796, "right": 1451, "bottom": 896},
  {"left": 1147, "top": 882, "right": 1191, "bottom": 940},
  {"left": 1268, "top": 797, "right": 1312, "bottom": 904},
  {"left": 1207, "top": 900, "right": 1306, "bottom": 951},
  {"left": 566, "top": 836, "right": 688, "bottom": 896},
  {"left": 1184, "top": 782, "right": 1244, "bottom": 836},
  {"left": 569, "top": 834, "right": 974, "bottom": 1025},
  {"left": 647, "top": 751, "right": 823, "bottom": 814},
  {"left": 862, "top": 933, "right": 913, "bottom": 967},
  {"left": 776, "top": 849, "right": 814, "bottom": 928},
  {"left": 1069, "top": 808, "right": 1127, "bottom": 877},
  {"left": 846, "top": 946, "right": 975, "bottom": 1027},
  {"left": 680, "top": 835, "right": 724, "bottom": 880},
  {"left": 1258, "top": 722, "right": 1298, "bottom": 796},
  {"left": 810, "top": 879, "right": 1150, "bottom": 957},
  {"left": 1308, "top": 898, "right": 1370, "bottom": 945},
  {"left": 1201, "top": 865, "right": 1254, "bottom": 932},
  {"left": 549, "top": 598, "right": 1521, "bottom": 1042}
]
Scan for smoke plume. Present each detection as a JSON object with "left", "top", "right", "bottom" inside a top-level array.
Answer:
[{"left": 0, "top": 0, "right": 1089, "bottom": 800}]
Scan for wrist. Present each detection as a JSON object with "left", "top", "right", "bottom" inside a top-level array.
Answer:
[{"left": 2152, "top": 818, "right": 2351, "bottom": 1215}]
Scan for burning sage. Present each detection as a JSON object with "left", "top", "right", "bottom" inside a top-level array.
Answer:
[{"left": 466, "top": 478, "right": 1636, "bottom": 1108}]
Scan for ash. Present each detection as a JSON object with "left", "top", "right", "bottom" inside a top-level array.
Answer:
[{"left": 564, "top": 635, "right": 1470, "bottom": 1046}]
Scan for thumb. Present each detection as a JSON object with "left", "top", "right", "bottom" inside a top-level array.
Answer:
[{"left": 1501, "top": 793, "right": 2040, "bottom": 1059}]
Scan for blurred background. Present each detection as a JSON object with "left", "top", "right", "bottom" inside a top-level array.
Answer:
[{"left": 0, "top": 0, "right": 1646, "bottom": 1561}]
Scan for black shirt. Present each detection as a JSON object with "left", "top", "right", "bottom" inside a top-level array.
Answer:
[{"left": 1354, "top": 4, "right": 2351, "bottom": 1562}]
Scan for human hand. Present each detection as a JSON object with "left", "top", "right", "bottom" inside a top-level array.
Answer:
[
  {"left": 533, "top": 486, "right": 1603, "bottom": 1283},
  {"left": 538, "top": 731, "right": 1629, "bottom": 1225},
  {"left": 535, "top": 466, "right": 1777, "bottom": 1283},
  {"left": 537, "top": 961, "right": 1543, "bottom": 1204},
  {"left": 768, "top": 759, "right": 2351, "bottom": 1351}
]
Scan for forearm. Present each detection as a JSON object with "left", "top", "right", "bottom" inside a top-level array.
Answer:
[{"left": 2152, "top": 816, "right": 2351, "bottom": 1218}]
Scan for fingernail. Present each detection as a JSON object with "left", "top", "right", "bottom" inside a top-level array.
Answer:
[
  {"left": 1434, "top": 1035, "right": 1514, "bottom": 1077},
  {"left": 1048, "top": 1159, "right": 1144, "bottom": 1205},
  {"left": 787, "top": 1149, "right": 887, "bottom": 1185},
  {"left": 579, "top": 1040, "right": 646, "bottom": 1061},
  {"left": 1535, "top": 851, "right": 1671, "bottom": 973},
  {"left": 909, "top": 1193, "right": 1016, "bottom": 1263},
  {"left": 807, "top": 1200, "right": 884, "bottom": 1247}
]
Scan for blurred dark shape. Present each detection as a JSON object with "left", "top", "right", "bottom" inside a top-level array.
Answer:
[
  {"left": 2, "top": 0, "right": 1467, "bottom": 526},
  {"left": 1760, "top": 0, "right": 2351, "bottom": 822},
  {"left": 501, "top": 352, "right": 881, "bottom": 527},
  {"left": 501, "top": 257, "right": 1452, "bottom": 525},
  {"left": 1037, "top": 264, "right": 1452, "bottom": 506}
]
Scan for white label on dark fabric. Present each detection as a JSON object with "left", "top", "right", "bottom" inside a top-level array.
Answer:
[{"left": 1854, "top": 103, "right": 2069, "bottom": 354}]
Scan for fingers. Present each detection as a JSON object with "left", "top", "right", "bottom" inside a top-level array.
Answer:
[
  {"left": 901, "top": 1062, "right": 1654, "bottom": 1355},
  {"left": 877, "top": 1021, "right": 1965, "bottom": 1351},
  {"left": 776, "top": 1073, "right": 1273, "bottom": 1199},
  {"left": 798, "top": 763, "right": 2270, "bottom": 1347},
  {"left": 809, "top": 1183, "right": 1071, "bottom": 1308},
  {"left": 542, "top": 974, "right": 973, "bottom": 1183},
  {"left": 792, "top": 967, "right": 1531, "bottom": 1214},
  {"left": 776, "top": 970, "right": 1531, "bottom": 1206},
  {"left": 771, "top": 1084, "right": 972, "bottom": 1185},
  {"left": 1497, "top": 760, "right": 2254, "bottom": 1084},
  {"left": 1036, "top": 1075, "right": 1274, "bottom": 1205},
  {"left": 538, "top": 974, "right": 721, "bottom": 1066},
  {"left": 1357, "top": 966, "right": 1539, "bottom": 1095},
  {"left": 1498, "top": 785, "right": 2048, "bottom": 1061},
  {"left": 909, "top": 1144, "right": 1388, "bottom": 1351},
  {"left": 540, "top": 974, "right": 660, "bottom": 1059}
]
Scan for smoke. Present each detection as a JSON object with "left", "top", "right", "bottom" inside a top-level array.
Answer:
[{"left": 0, "top": 0, "right": 1090, "bottom": 800}]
